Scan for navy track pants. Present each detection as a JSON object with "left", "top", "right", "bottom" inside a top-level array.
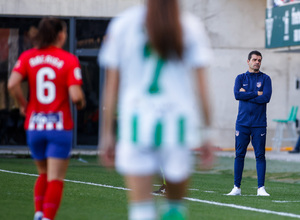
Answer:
[{"left": 234, "top": 124, "right": 266, "bottom": 188}]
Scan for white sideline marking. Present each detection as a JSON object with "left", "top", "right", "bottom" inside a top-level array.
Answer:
[
  {"left": 273, "top": 200, "right": 300, "bottom": 203},
  {"left": 185, "top": 197, "right": 300, "bottom": 219},
  {"left": 204, "top": 190, "right": 215, "bottom": 193},
  {"left": 1, "top": 169, "right": 300, "bottom": 219},
  {"left": 64, "top": 179, "right": 130, "bottom": 191},
  {"left": 0, "top": 169, "right": 129, "bottom": 191}
]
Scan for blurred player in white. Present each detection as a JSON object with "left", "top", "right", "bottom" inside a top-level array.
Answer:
[
  {"left": 8, "top": 18, "right": 85, "bottom": 220},
  {"left": 99, "top": 0, "right": 213, "bottom": 219}
]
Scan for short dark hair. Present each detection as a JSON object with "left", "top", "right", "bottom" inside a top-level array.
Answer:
[{"left": 248, "top": 50, "right": 262, "bottom": 61}]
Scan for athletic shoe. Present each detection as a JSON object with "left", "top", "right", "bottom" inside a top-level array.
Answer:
[
  {"left": 289, "top": 149, "right": 300, "bottom": 154},
  {"left": 33, "top": 211, "right": 43, "bottom": 220},
  {"left": 153, "top": 184, "right": 167, "bottom": 194},
  {"left": 226, "top": 186, "right": 241, "bottom": 196},
  {"left": 257, "top": 186, "right": 270, "bottom": 196}
]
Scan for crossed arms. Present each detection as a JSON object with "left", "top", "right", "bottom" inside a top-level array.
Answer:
[{"left": 234, "top": 76, "right": 272, "bottom": 104}]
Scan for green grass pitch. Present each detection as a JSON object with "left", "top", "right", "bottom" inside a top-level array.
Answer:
[{"left": 1, "top": 154, "right": 300, "bottom": 219}]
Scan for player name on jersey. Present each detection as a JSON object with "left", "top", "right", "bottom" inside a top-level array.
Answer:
[
  {"left": 28, "top": 112, "right": 64, "bottom": 130},
  {"left": 29, "top": 55, "right": 64, "bottom": 69}
]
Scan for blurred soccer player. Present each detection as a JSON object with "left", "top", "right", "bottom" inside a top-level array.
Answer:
[
  {"left": 99, "top": 0, "right": 213, "bottom": 219},
  {"left": 8, "top": 18, "right": 85, "bottom": 220}
]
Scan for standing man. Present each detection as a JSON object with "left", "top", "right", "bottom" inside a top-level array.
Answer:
[{"left": 227, "top": 51, "right": 272, "bottom": 196}]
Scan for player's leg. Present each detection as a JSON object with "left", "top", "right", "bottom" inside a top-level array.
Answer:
[
  {"left": 125, "top": 175, "right": 157, "bottom": 220},
  {"left": 233, "top": 125, "right": 250, "bottom": 188},
  {"left": 160, "top": 179, "right": 189, "bottom": 220},
  {"left": 42, "top": 158, "right": 69, "bottom": 220},
  {"left": 159, "top": 146, "right": 191, "bottom": 220},
  {"left": 153, "top": 167, "right": 167, "bottom": 194},
  {"left": 42, "top": 130, "right": 72, "bottom": 220},
  {"left": 115, "top": 143, "right": 158, "bottom": 220},
  {"left": 33, "top": 160, "right": 47, "bottom": 220},
  {"left": 251, "top": 127, "right": 269, "bottom": 196},
  {"left": 27, "top": 130, "right": 48, "bottom": 220}
]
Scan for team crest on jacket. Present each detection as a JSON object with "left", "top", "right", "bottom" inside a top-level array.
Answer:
[
  {"left": 235, "top": 130, "right": 239, "bottom": 136},
  {"left": 257, "top": 82, "right": 262, "bottom": 88}
]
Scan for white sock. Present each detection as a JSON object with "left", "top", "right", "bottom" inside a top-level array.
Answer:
[
  {"left": 159, "top": 200, "right": 188, "bottom": 219},
  {"left": 128, "top": 200, "right": 156, "bottom": 220},
  {"left": 34, "top": 211, "right": 43, "bottom": 220}
]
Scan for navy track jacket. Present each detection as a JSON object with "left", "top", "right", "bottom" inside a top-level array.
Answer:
[{"left": 234, "top": 71, "right": 272, "bottom": 127}]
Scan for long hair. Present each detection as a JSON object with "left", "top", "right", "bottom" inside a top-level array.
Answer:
[
  {"left": 35, "top": 18, "right": 66, "bottom": 49},
  {"left": 146, "top": 0, "right": 183, "bottom": 60}
]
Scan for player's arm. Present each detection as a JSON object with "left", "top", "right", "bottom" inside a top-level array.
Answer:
[
  {"left": 195, "top": 68, "right": 211, "bottom": 127},
  {"left": 248, "top": 76, "right": 272, "bottom": 104},
  {"left": 234, "top": 75, "right": 257, "bottom": 101},
  {"left": 69, "top": 85, "right": 85, "bottom": 110},
  {"left": 98, "top": 15, "right": 122, "bottom": 168},
  {"left": 195, "top": 67, "right": 214, "bottom": 169},
  {"left": 101, "top": 68, "right": 119, "bottom": 136},
  {"left": 7, "top": 72, "right": 27, "bottom": 116},
  {"left": 99, "top": 68, "right": 119, "bottom": 168},
  {"left": 67, "top": 57, "right": 86, "bottom": 110}
]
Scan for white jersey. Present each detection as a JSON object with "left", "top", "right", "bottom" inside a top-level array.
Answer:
[{"left": 100, "top": 5, "right": 212, "bottom": 149}]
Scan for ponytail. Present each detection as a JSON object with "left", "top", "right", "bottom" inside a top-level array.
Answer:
[
  {"left": 146, "top": 0, "right": 183, "bottom": 60},
  {"left": 35, "top": 18, "right": 66, "bottom": 49}
]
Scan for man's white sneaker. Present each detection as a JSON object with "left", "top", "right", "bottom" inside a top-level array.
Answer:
[
  {"left": 227, "top": 186, "right": 241, "bottom": 196},
  {"left": 257, "top": 186, "right": 270, "bottom": 196}
]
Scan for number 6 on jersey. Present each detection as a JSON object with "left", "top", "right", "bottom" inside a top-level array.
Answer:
[{"left": 36, "top": 67, "right": 56, "bottom": 104}]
